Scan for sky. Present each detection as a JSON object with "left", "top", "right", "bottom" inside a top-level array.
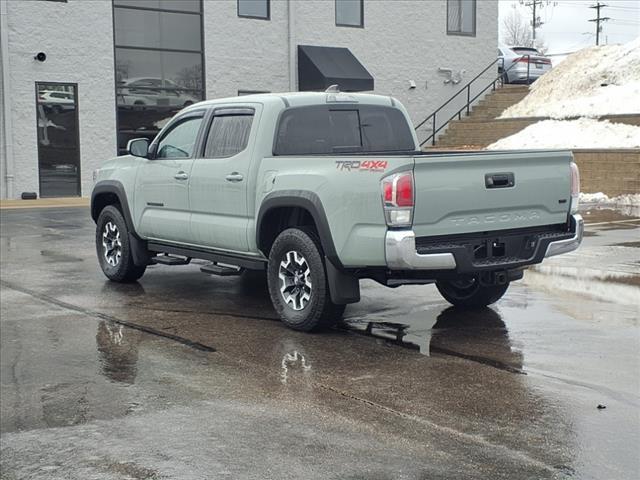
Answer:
[{"left": 498, "top": 0, "right": 640, "bottom": 55}]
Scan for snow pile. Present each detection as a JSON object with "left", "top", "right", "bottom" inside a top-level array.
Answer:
[
  {"left": 579, "top": 192, "right": 640, "bottom": 217},
  {"left": 580, "top": 192, "right": 640, "bottom": 205},
  {"left": 579, "top": 192, "right": 610, "bottom": 203},
  {"left": 486, "top": 118, "right": 640, "bottom": 149},
  {"left": 501, "top": 37, "right": 640, "bottom": 119}
]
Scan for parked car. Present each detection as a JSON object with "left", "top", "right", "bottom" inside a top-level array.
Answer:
[
  {"left": 117, "top": 77, "right": 198, "bottom": 107},
  {"left": 38, "top": 90, "right": 75, "bottom": 113},
  {"left": 498, "top": 45, "right": 552, "bottom": 84},
  {"left": 92, "top": 90, "right": 582, "bottom": 332}
]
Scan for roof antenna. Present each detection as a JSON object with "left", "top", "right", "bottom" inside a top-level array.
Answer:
[{"left": 325, "top": 84, "right": 340, "bottom": 93}]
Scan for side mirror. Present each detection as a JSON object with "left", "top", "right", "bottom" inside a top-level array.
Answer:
[{"left": 127, "top": 138, "right": 149, "bottom": 158}]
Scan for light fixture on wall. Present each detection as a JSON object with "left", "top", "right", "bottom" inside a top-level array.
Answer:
[
  {"left": 438, "top": 67, "right": 465, "bottom": 85},
  {"left": 34, "top": 52, "right": 47, "bottom": 62},
  {"left": 408, "top": 80, "right": 417, "bottom": 89}
]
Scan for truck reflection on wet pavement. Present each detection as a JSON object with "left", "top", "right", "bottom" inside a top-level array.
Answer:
[{"left": 1, "top": 206, "right": 638, "bottom": 479}]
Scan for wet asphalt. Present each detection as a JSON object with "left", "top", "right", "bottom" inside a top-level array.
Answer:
[{"left": 0, "top": 205, "right": 638, "bottom": 480}]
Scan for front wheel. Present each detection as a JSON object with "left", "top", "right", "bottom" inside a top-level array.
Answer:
[
  {"left": 96, "top": 205, "right": 146, "bottom": 283},
  {"left": 436, "top": 277, "right": 509, "bottom": 308},
  {"left": 267, "top": 227, "right": 344, "bottom": 332}
]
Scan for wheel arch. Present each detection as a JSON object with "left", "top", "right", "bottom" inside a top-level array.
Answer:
[
  {"left": 91, "top": 180, "right": 139, "bottom": 239},
  {"left": 256, "top": 191, "right": 343, "bottom": 270}
]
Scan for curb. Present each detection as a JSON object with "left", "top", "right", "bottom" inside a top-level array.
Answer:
[{"left": 0, "top": 197, "right": 90, "bottom": 210}]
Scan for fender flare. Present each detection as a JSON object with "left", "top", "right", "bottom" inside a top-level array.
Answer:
[
  {"left": 91, "top": 180, "right": 137, "bottom": 236},
  {"left": 256, "top": 190, "right": 343, "bottom": 270},
  {"left": 91, "top": 180, "right": 150, "bottom": 266}
]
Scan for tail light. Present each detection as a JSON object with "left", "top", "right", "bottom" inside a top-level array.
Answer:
[
  {"left": 381, "top": 172, "right": 414, "bottom": 227},
  {"left": 515, "top": 56, "right": 530, "bottom": 63},
  {"left": 570, "top": 162, "right": 580, "bottom": 213}
]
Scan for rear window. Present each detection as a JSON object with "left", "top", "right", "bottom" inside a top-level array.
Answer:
[
  {"left": 512, "top": 47, "right": 539, "bottom": 55},
  {"left": 273, "top": 105, "right": 415, "bottom": 155}
]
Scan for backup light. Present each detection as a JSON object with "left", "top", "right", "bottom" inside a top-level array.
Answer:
[{"left": 570, "top": 162, "right": 580, "bottom": 213}]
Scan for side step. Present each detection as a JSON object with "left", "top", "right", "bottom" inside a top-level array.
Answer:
[
  {"left": 200, "top": 263, "right": 243, "bottom": 276},
  {"left": 153, "top": 254, "right": 191, "bottom": 266}
]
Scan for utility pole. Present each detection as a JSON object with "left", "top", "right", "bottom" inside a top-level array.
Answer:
[
  {"left": 520, "top": 0, "right": 550, "bottom": 45},
  {"left": 588, "top": 3, "right": 610, "bottom": 46}
]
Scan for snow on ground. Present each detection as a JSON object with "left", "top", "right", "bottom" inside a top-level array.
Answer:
[
  {"left": 580, "top": 193, "right": 640, "bottom": 218},
  {"left": 486, "top": 118, "right": 640, "bottom": 150},
  {"left": 500, "top": 37, "right": 640, "bottom": 119}
]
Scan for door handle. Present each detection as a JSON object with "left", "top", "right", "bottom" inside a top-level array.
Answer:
[
  {"left": 174, "top": 171, "right": 189, "bottom": 180},
  {"left": 226, "top": 172, "right": 244, "bottom": 182}
]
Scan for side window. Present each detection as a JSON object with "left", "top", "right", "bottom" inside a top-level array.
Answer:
[
  {"left": 204, "top": 114, "right": 254, "bottom": 158},
  {"left": 447, "top": 0, "right": 476, "bottom": 36},
  {"left": 336, "top": 0, "right": 364, "bottom": 28},
  {"left": 156, "top": 116, "right": 203, "bottom": 159}
]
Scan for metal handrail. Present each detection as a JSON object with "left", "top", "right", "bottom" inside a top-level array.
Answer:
[{"left": 416, "top": 55, "right": 531, "bottom": 147}]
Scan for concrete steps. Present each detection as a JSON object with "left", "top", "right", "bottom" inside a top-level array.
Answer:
[{"left": 431, "top": 85, "right": 531, "bottom": 148}]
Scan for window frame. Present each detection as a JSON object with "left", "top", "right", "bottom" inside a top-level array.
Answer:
[
  {"left": 151, "top": 110, "right": 206, "bottom": 160},
  {"left": 335, "top": 0, "right": 364, "bottom": 28},
  {"left": 446, "top": 0, "right": 476, "bottom": 37},
  {"left": 34, "top": 81, "right": 81, "bottom": 197},
  {"left": 237, "top": 0, "right": 270, "bottom": 20},
  {"left": 201, "top": 107, "right": 255, "bottom": 159}
]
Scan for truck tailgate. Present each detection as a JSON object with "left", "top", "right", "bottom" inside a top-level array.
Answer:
[{"left": 412, "top": 150, "right": 572, "bottom": 238}]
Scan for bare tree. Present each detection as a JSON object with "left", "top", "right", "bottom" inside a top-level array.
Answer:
[
  {"left": 501, "top": 9, "right": 548, "bottom": 53},
  {"left": 502, "top": 9, "right": 532, "bottom": 47}
]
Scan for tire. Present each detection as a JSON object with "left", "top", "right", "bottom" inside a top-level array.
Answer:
[
  {"left": 436, "top": 277, "right": 509, "bottom": 309},
  {"left": 267, "top": 227, "right": 345, "bottom": 332},
  {"left": 95, "top": 205, "right": 146, "bottom": 283},
  {"left": 501, "top": 71, "right": 510, "bottom": 85}
]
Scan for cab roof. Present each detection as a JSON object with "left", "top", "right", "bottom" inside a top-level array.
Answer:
[{"left": 186, "top": 91, "right": 397, "bottom": 111}]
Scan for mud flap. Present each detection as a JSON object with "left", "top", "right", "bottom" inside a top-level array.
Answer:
[
  {"left": 325, "top": 258, "right": 360, "bottom": 305},
  {"left": 129, "top": 233, "right": 151, "bottom": 266}
]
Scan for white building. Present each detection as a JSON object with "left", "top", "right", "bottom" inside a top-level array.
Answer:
[{"left": 0, "top": 0, "right": 498, "bottom": 199}]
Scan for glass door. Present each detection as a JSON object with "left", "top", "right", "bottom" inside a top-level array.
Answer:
[{"left": 36, "top": 82, "right": 81, "bottom": 197}]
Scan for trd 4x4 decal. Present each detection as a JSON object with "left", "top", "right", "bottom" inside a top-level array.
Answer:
[{"left": 335, "top": 160, "right": 388, "bottom": 172}]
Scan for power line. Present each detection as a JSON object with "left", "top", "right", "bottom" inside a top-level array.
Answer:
[
  {"left": 520, "top": 0, "right": 555, "bottom": 42},
  {"left": 588, "top": 3, "right": 611, "bottom": 45}
]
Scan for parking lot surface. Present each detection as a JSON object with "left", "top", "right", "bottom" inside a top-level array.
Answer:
[{"left": 1, "top": 206, "right": 639, "bottom": 479}]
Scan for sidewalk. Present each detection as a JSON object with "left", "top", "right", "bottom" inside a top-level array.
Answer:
[{"left": 0, "top": 197, "right": 90, "bottom": 210}]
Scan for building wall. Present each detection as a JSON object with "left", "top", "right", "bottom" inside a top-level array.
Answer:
[
  {"left": 2, "top": 0, "right": 498, "bottom": 199},
  {"left": 204, "top": 0, "right": 499, "bottom": 140},
  {"left": 3, "top": 0, "right": 116, "bottom": 198}
]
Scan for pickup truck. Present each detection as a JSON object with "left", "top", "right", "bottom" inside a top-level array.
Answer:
[{"left": 91, "top": 90, "right": 583, "bottom": 331}]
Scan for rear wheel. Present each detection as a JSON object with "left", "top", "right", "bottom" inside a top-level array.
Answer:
[
  {"left": 267, "top": 227, "right": 344, "bottom": 332},
  {"left": 436, "top": 277, "right": 509, "bottom": 308},
  {"left": 96, "top": 205, "right": 146, "bottom": 283}
]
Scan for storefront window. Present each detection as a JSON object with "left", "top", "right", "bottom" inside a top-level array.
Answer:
[{"left": 113, "top": 0, "right": 204, "bottom": 154}]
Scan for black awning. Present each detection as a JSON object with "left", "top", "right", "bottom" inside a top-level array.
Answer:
[{"left": 297, "top": 45, "right": 374, "bottom": 92}]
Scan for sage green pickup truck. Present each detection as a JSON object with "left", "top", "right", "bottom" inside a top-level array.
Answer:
[{"left": 91, "top": 91, "right": 583, "bottom": 331}]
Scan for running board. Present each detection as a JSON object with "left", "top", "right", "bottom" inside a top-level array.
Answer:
[
  {"left": 200, "top": 263, "right": 243, "bottom": 276},
  {"left": 147, "top": 242, "right": 266, "bottom": 270},
  {"left": 152, "top": 254, "right": 191, "bottom": 265}
]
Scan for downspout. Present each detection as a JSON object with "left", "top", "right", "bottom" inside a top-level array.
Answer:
[
  {"left": 287, "top": 0, "right": 296, "bottom": 91},
  {"left": 0, "top": 0, "right": 14, "bottom": 198}
]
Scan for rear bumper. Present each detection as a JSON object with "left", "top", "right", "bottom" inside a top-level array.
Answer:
[
  {"left": 385, "top": 214, "right": 583, "bottom": 272},
  {"left": 544, "top": 214, "right": 584, "bottom": 258}
]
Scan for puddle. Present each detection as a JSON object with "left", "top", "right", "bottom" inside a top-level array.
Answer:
[{"left": 342, "top": 307, "right": 524, "bottom": 373}]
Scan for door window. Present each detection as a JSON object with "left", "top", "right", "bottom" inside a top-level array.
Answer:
[
  {"left": 155, "top": 116, "right": 203, "bottom": 159},
  {"left": 204, "top": 114, "right": 254, "bottom": 158},
  {"left": 36, "top": 82, "right": 80, "bottom": 197}
]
